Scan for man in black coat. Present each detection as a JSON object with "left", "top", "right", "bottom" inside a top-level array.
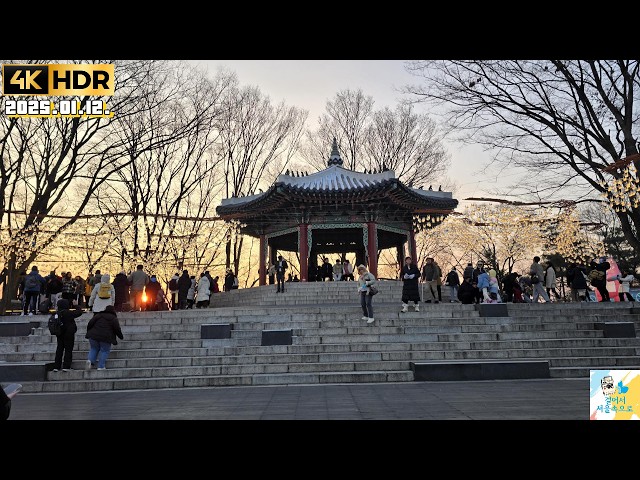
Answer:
[
  {"left": 177, "top": 270, "right": 191, "bottom": 309},
  {"left": 400, "top": 256, "right": 421, "bottom": 312},
  {"left": 275, "top": 255, "right": 288, "bottom": 293}
]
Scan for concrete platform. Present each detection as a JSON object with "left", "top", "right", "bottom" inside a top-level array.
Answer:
[{"left": 4, "top": 378, "right": 588, "bottom": 420}]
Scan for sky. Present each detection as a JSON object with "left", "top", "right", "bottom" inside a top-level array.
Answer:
[{"left": 190, "top": 60, "right": 504, "bottom": 205}]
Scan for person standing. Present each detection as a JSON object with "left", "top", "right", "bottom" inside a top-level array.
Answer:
[
  {"left": 589, "top": 258, "right": 610, "bottom": 302},
  {"left": 74, "top": 275, "right": 87, "bottom": 309},
  {"left": 22, "top": 266, "right": 45, "bottom": 316},
  {"left": 60, "top": 272, "right": 78, "bottom": 305},
  {"left": 275, "top": 255, "right": 288, "bottom": 293},
  {"left": 88, "top": 273, "right": 116, "bottom": 313},
  {"left": 267, "top": 263, "right": 276, "bottom": 285},
  {"left": 400, "top": 256, "right": 421, "bottom": 312},
  {"left": 333, "top": 259, "right": 343, "bottom": 282},
  {"left": 51, "top": 298, "right": 84, "bottom": 372},
  {"left": 357, "top": 264, "right": 377, "bottom": 324},
  {"left": 616, "top": 269, "right": 635, "bottom": 302},
  {"left": 545, "top": 261, "right": 560, "bottom": 301},
  {"left": 433, "top": 260, "right": 443, "bottom": 302},
  {"left": 421, "top": 257, "right": 439, "bottom": 304},
  {"left": 46, "top": 271, "right": 64, "bottom": 309},
  {"left": 446, "top": 267, "right": 461, "bottom": 303},
  {"left": 224, "top": 269, "right": 235, "bottom": 292},
  {"left": 168, "top": 272, "right": 180, "bottom": 310},
  {"left": 177, "top": 270, "right": 191, "bottom": 309},
  {"left": 195, "top": 272, "right": 211, "bottom": 308},
  {"left": 320, "top": 257, "right": 333, "bottom": 282},
  {"left": 186, "top": 275, "right": 196, "bottom": 308},
  {"left": 342, "top": 259, "right": 354, "bottom": 281},
  {"left": 566, "top": 263, "right": 588, "bottom": 302},
  {"left": 144, "top": 275, "right": 162, "bottom": 311},
  {"left": 529, "top": 256, "right": 551, "bottom": 303},
  {"left": 84, "top": 305, "right": 123, "bottom": 371},
  {"left": 127, "top": 265, "right": 149, "bottom": 312},
  {"left": 112, "top": 271, "right": 130, "bottom": 312}
]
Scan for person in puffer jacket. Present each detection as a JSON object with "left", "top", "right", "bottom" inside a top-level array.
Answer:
[{"left": 85, "top": 305, "right": 123, "bottom": 371}]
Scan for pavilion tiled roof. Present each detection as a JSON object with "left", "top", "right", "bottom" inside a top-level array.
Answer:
[{"left": 217, "top": 165, "right": 457, "bottom": 217}]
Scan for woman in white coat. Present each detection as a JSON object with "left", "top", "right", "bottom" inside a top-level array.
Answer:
[
  {"left": 195, "top": 272, "right": 210, "bottom": 308},
  {"left": 545, "top": 262, "right": 560, "bottom": 301},
  {"left": 88, "top": 273, "right": 116, "bottom": 313}
]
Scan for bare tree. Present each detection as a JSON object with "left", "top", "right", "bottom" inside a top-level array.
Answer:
[
  {"left": 365, "top": 103, "right": 450, "bottom": 186},
  {"left": 97, "top": 65, "right": 234, "bottom": 285},
  {"left": 217, "top": 82, "right": 308, "bottom": 273},
  {"left": 0, "top": 60, "right": 221, "bottom": 313},
  {"left": 403, "top": 60, "right": 640, "bottom": 251},
  {"left": 303, "top": 89, "right": 451, "bottom": 190},
  {"left": 303, "top": 89, "right": 374, "bottom": 171}
]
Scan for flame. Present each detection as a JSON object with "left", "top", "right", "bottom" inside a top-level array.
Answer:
[{"left": 142, "top": 292, "right": 147, "bottom": 303}]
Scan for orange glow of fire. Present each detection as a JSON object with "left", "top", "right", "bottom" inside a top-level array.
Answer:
[{"left": 142, "top": 293, "right": 147, "bottom": 303}]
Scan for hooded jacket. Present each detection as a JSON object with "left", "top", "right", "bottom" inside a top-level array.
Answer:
[
  {"left": 86, "top": 305, "right": 123, "bottom": 345},
  {"left": 55, "top": 298, "right": 84, "bottom": 336},
  {"left": 88, "top": 273, "right": 116, "bottom": 313}
]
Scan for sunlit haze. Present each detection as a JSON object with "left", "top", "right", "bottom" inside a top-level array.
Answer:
[{"left": 191, "top": 60, "right": 503, "bottom": 205}]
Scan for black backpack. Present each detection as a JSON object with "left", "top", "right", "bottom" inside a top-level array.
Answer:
[
  {"left": 169, "top": 278, "right": 178, "bottom": 291},
  {"left": 48, "top": 313, "right": 63, "bottom": 336}
]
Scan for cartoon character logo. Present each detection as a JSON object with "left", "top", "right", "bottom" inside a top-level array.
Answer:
[{"left": 601, "top": 376, "right": 615, "bottom": 396}]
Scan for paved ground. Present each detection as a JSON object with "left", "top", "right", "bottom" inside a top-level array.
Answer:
[{"left": 6, "top": 378, "right": 588, "bottom": 420}]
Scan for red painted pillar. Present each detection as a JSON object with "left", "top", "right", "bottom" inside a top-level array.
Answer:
[
  {"left": 259, "top": 234, "right": 266, "bottom": 286},
  {"left": 299, "top": 223, "right": 308, "bottom": 282},
  {"left": 409, "top": 229, "right": 417, "bottom": 262},
  {"left": 367, "top": 221, "right": 378, "bottom": 278}
]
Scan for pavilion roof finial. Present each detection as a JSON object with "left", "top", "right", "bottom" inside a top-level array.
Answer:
[{"left": 327, "top": 137, "right": 343, "bottom": 167}]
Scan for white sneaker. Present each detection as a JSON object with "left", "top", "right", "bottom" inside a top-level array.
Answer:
[
  {"left": 97, "top": 367, "right": 106, "bottom": 371},
  {"left": 28, "top": 312, "right": 33, "bottom": 316},
  {"left": 361, "top": 316, "right": 369, "bottom": 321},
  {"left": 400, "top": 304, "right": 408, "bottom": 313},
  {"left": 85, "top": 360, "right": 92, "bottom": 371},
  {"left": 52, "top": 368, "right": 59, "bottom": 372},
  {"left": 20, "top": 313, "right": 25, "bottom": 316},
  {"left": 62, "top": 368, "right": 72, "bottom": 372},
  {"left": 414, "top": 304, "right": 420, "bottom": 312},
  {"left": 367, "top": 317, "right": 375, "bottom": 324}
]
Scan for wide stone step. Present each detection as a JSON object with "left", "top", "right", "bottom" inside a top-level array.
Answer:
[
  {"left": 46, "top": 359, "right": 413, "bottom": 381},
  {"left": 20, "top": 370, "right": 415, "bottom": 393}
]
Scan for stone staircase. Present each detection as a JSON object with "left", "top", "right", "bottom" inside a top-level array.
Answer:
[{"left": 1, "top": 280, "right": 639, "bottom": 393}]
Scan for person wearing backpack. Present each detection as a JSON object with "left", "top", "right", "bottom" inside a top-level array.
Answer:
[
  {"left": 88, "top": 273, "right": 116, "bottom": 313},
  {"left": 51, "top": 298, "right": 84, "bottom": 372},
  {"left": 22, "top": 266, "right": 45, "bottom": 316}
]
